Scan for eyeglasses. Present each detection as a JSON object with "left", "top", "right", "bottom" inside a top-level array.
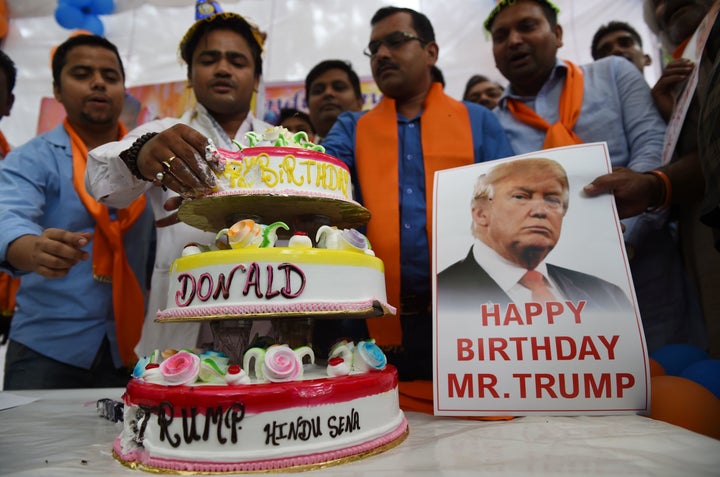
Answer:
[{"left": 363, "top": 31, "right": 426, "bottom": 57}]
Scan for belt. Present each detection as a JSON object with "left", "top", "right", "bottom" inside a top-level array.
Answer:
[{"left": 400, "top": 294, "right": 431, "bottom": 316}]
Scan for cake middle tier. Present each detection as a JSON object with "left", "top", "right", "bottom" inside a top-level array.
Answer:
[{"left": 157, "top": 248, "right": 396, "bottom": 321}]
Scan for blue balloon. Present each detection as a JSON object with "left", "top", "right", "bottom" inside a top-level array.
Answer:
[
  {"left": 89, "top": 0, "right": 115, "bottom": 15},
  {"left": 680, "top": 360, "right": 720, "bottom": 399},
  {"left": 65, "top": 0, "right": 94, "bottom": 8},
  {"left": 55, "top": 4, "right": 85, "bottom": 29},
  {"left": 651, "top": 344, "right": 710, "bottom": 376},
  {"left": 82, "top": 13, "right": 104, "bottom": 36}
]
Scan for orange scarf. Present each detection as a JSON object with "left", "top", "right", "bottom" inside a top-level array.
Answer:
[
  {"left": 356, "top": 83, "right": 474, "bottom": 347},
  {"left": 0, "top": 130, "right": 20, "bottom": 318},
  {"left": 506, "top": 60, "right": 584, "bottom": 149},
  {"left": 65, "top": 119, "right": 147, "bottom": 368}
]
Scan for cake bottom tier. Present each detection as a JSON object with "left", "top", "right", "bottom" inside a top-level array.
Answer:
[{"left": 114, "top": 366, "right": 407, "bottom": 473}]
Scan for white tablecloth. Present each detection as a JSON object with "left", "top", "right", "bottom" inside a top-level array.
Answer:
[{"left": 0, "top": 388, "right": 718, "bottom": 476}]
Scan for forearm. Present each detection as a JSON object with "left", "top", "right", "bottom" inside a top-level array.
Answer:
[
  {"left": 662, "top": 151, "right": 705, "bottom": 206},
  {"left": 6, "top": 234, "right": 40, "bottom": 272}
]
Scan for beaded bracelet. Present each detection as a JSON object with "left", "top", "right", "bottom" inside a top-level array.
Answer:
[
  {"left": 119, "top": 132, "right": 159, "bottom": 181},
  {"left": 645, "top": 169, "right": 672, "bottom": 212}
]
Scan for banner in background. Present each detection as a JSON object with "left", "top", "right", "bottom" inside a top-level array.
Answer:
[{"left": 37, "top": 78, "right": 382, "bottom": 134}]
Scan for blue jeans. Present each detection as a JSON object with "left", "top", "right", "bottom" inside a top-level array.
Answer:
[{"left": 3, "top": 338, "right": 130, "bottom": 390}]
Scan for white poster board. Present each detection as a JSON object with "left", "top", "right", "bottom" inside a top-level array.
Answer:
[{"left": 432, "top": 143, "right": 650, "bottom": 416}]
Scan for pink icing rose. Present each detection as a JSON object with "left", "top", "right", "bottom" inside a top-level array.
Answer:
[
  {"left": 262, "top": 345, "right": 303, "bottom": 382},
  {"left": 159, "top": 351, "right": 200, "bottom": 386}
]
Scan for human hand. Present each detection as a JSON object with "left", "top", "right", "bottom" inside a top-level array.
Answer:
[
  {"left": 155, "top": 196, "right": 182, "bottom": 228},
  {"left": 6, "top": 229, "right": 92, "bottom": 278},
  {"left": 136, "top": 124, "right": 219, "bottom": 198},
  {"left": 584, "top": 167, "right": 663, "bottom": 219},
  {"left": 651, "top": 58, "right": 694, "bottom": 122}
]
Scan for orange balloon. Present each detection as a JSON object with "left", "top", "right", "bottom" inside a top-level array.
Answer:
[
  {"left": 649, "top": 358, "right": 666, "bottom": 377},
  {"left": 649, "top": 375, "right": 720, "bottom": 439}
]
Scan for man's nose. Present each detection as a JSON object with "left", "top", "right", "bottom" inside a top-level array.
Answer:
[
  {"left": 90, "top": 72, "right": 106, "bottom": 90},
  {"left": 508, "top": 29, "right": 523, "bottom": 46}
]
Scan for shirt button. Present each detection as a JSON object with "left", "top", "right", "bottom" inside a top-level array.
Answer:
[
  {"left": 406, "top": 154, "right": 413, "bottom": 160},
  {"left": 404, "top": 223, "right": 411, "bottom": 229},
  {"left": 408, "top": 123, "right": 415, "bottom": 128},
  {"left": 406, "top": 188, "right": 413, "bottom": 194}
]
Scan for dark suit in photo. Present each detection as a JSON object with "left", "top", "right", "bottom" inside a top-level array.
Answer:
[{"left": 437, "top": 247, "right": 632, "bottom": 312}]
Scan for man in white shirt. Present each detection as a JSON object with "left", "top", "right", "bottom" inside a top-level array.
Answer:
[{"left": 85, "top": 11, "right": 271, "bottom": 357}]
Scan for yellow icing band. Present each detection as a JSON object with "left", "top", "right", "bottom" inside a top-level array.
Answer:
[{"left": 172, "top": 248, "right": 385, "bottom": 273}]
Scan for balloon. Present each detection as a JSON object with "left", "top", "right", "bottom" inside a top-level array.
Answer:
[
  {"left": 649, "top": 358, "right": 666, "bottom": 377},
  {"left": 680, "top": 360, "right": 720, "bottom": 400},
  {"left": 650, "top": 344, "right": 709, "bottom": 376},
  {"left": 64, "top": 0, "right": 93, "bottom": 7},
  {"left": 81, "top": 13, "right": 104, "bottom": 36},
  {"left": 54, "top": 4, "right": 85, "bottom": 29},
  {"left": 89, "top": 0, "right": 115, "bottom": 15},
  {"left": 649, "top": 375, "right": 720, "bottom": 439}
]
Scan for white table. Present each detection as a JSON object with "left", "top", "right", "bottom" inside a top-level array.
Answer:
[{"left": 1, "top": 388, "right": 718, "bottom": 476}]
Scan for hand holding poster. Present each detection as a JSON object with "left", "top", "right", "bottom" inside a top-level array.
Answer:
[{"left": 432, "top": 143, "right": 650, "bottom": 416}]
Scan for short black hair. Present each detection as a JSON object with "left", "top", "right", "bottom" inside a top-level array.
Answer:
[
  {"left": 305, "top": 59, "right": 362, "bottom": 101},
  {"left": 591, "top": 21, "right": 644, "bottom": 60},
  {"left": 52, "top": 34, "right": 125, "bottom": 88},
  {"left": 278, "top": 107, "right": 313, "bottom": 128},
  {"left": 0, "top": 50, "right": 17, "bottom": 96},
  {"left": 462, "top": 74, "right": 504, "bottom": 101},
  {"left": 179, "top": 13, "right": 264, "bottom": 77},
  {"left": 485, "top": 0, "right": 560, "bottom": 32},
  {"left": 370, "top": 6, "right": 435, "bottom": 43}
]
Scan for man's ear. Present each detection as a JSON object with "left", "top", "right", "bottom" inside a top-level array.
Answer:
[
  {"left": 472, "top": 204, "right": 490, "bottom": 227},
  {"left": 52, "top": 83, "right": 62, "bottom": 103},
  {"left": 426, "top": 41, "right": 439, "bottom": 66},
  {"left": 643, "top": 54, "right": 652, "bottom": 67},
  {"left": 554, "top": 23, "right": 564, "bottom": 49}
]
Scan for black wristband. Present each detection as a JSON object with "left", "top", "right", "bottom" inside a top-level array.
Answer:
[{"left": 119, "top": 132, "right": 159, "bottom": 181}]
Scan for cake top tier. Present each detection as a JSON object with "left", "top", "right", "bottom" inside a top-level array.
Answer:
[{"left": 178, "top": 127, "right": 370, "bottom": 232}]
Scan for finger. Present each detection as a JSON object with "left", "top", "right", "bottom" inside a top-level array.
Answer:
[
  {"left": 163, "top": 196, "right": 183, "bottom": 211},
  {"left": 164, "top": 145, "right": 218, "bottom": 192}
]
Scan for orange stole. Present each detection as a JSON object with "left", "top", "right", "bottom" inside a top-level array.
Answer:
[
  {"left": 355, "top": 82, "right": 474, "bottom": 346},
  {"left": 506, "top": 60, "right": 585, "bottom": 149},
  {"left": 65, "top": 119, "right": 147, "bottom": 368},
  {"left": 0, "top": 130, "right": 20, "bottom": 318}
]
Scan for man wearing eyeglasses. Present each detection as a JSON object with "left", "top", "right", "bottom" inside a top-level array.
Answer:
[{"left": 322, "top": 6, "right": 513, "bottom": 413}]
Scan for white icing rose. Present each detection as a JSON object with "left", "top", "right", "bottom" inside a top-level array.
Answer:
[
  {"left": 262, "top": 345, "right": 304, "bottom": 382},
  {"left": 326, "top": 356, "right": 351, "bottom": 377},
  {"left": 352, "top": 340, "right": 387, "bottom": 372},
  {"left": 224, "top": 365, "right": 251, "bottom": 385}
]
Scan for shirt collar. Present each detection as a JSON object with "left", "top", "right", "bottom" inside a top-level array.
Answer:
[
  {"left": 471, "top": 238, "right": 550, "bottom": 293},
  {"left": 497, "top": 58, "right": 568, "bottom": 106}
]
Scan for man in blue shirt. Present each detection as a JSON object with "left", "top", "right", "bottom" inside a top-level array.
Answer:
[
  {"left": 323, "top": 6, "right": 513, "bottom": 390},
  {"left": 0, "top": 35, "right": 153, "bottom": 389},
  {"left": 485, "top": 0, "right": 706, "bottom": 352}
]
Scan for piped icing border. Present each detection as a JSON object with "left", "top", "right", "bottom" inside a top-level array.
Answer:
[{"left": 156, "top": 299, "right": 395, "bottom": 321}]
